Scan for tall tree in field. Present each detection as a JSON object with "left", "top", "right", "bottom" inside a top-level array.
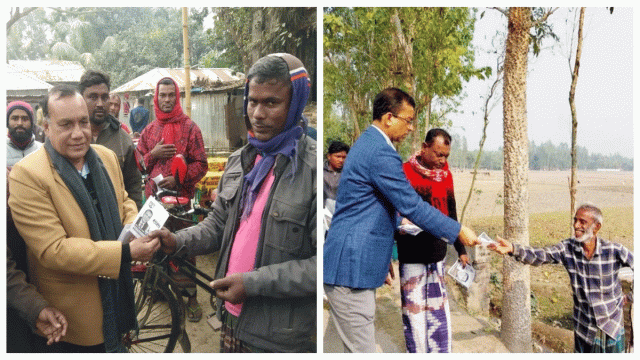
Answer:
[
  {"left": 568, "top": 7, "right": 585, "bottom": 233},
  {"left": 501, "top": 9, "right": 533, "bottom": 351},
  {"left": 500, "top": 6, "right": 556, "bottom": 352}
]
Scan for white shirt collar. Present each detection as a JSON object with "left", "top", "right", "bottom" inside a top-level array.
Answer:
[
  {"left": 372, "top": 125, "right": 395, "bottom": 150},
  {"left": 79, "top": 162, "right": 90, "bottom": 179}
]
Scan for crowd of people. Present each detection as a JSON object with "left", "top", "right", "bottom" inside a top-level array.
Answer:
[
  {"left": 5, "top": 55, "right": 633, "bottom": 354},
  {"left": 6, "top": 53, "right": 316, "bottom": 353}
]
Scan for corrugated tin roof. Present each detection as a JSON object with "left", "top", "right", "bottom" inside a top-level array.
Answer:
[
  {"left": 6, "top": 64, "right": 54, "bottom": 91},
  {"left": 112, "top": 68, "right": 245, "bottom": 94},
  {"left": 8, "top": 60, "right": 85, "bottom": 83}
]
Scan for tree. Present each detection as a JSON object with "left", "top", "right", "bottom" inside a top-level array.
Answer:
[
  {"left": 499, "top": 6, "right": 557, "bottom": 352},
  {"left": 460, "top": 60, "right": 503, "bottom": 223},
  {"left": 324, "top": 8, "right": 490, "bottom": 155},
  {"left": 501, "top": 8, "right": 533, "bottom": 351},
  {"left": 207, "top": 8, "right": 317, "bottom": 100},
  {"left": 7, "top": 8, "right": 213, "bottom": 87},
  {"left": 568, "top": 7, "right": 585, "bottom": 233},
  {"left": 324, "top": 8, "right": 389, "bottom": 142},
  {"left": 7, "top": 7, "right": 38, "bottom": 31}
]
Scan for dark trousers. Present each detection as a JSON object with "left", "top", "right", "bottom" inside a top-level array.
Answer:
[
  {"left": 32, "top": 335, "right": 106, "bottom": 353},
  {"left": 6, "top": 307, "right": 48, "bottom": 353}
]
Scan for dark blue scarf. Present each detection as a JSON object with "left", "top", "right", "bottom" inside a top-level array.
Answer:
[{"left": 241, "top": 54, "right": 311, "bottom": 219}]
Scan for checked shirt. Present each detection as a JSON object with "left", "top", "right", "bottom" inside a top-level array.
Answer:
[{"left": 512, "top": 237, "right": 633, "bottom": 344}]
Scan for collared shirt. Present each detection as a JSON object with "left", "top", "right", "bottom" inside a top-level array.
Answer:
[
  {"left": 512, "top": 237, "right": 633, "bottom": 344},
  {"left": 79, "top": 162, "right": 90, "bottom": 179},
  {"left": 371, "top": 124, "right": 395, "bottom": 150}
]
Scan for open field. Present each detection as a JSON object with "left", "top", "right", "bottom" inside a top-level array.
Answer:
[{"left": 452, "top": 169, "right": 633, "bottom": 221}]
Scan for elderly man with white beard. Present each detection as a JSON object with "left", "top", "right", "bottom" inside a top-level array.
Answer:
[{"left": 489, "top": 203, "right": 633, "bottom": 353}]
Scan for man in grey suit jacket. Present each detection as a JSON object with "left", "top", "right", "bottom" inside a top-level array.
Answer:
[{"left": 323, "top": 87, "right": 479, "bottom": 352}]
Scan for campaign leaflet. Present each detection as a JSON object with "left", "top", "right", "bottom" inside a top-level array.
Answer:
[
  {"left": 447, "top": 259, "right": 476, "bottom": 289},
  {"left": 118, "top": 196, "right": 169, "bottom": 243}
]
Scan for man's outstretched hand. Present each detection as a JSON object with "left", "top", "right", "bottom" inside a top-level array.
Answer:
[
  {"left": 458, "top": 225, "right": 480, "bottom": 247},
  {"left": 148, "top": 228, "right": 177, "bottom": 254},
  {"left": 488, "top": 235, "right": 514, "bottom": 255}
]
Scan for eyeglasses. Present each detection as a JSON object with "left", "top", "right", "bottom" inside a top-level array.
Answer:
[{"left": 390, "top": 112, "right": 415, "bottom": 126}]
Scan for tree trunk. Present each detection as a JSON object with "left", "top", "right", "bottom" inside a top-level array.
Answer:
[
  {"left": 250, "top": 9, "right": 263, "bottom": 65},
  {"left": 182, "top": 8, "right": 191, "bottom": 117},
  {"left": 391, "top": 9, "right": 422, "bottom": 152},
  {"left": 569, "top": 7, "right": 585, "bottom": 233},
  {"left": 501, "top": 7, "right": 532, "bottom": 352},
  {"left": 416, "top": 98, "right": 432, "bottom": 151}
]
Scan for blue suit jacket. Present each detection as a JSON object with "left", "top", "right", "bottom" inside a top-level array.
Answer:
[{"left": 323, "top": 126, "right": 461, "bottom": 289}]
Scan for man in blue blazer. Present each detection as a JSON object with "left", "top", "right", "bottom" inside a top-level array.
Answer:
[{"left": 323, "top": 87, "right": 480, "bottom": 352}]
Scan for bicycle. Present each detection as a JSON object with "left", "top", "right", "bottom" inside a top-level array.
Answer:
[{"left": 122, "top": 189, "right": 217, "bottom": 353}]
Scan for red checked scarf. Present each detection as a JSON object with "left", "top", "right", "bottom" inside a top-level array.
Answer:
[
  {"left": 153, "top": 78, "right": 189, "bottom": 153},
  {"left": 137, "top": 77, "right": 208, "bottom": 199},
  {"left": 404, "top": 152, "right": 453, "bottom": 215}
]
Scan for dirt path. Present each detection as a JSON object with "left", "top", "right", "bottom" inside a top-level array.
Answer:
[{"left": 323, "top": 261, "right": 509, "bottom": 353}]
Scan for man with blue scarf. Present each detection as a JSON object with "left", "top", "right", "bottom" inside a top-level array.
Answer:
[{"left": 153, "top": 53, "right": 316, "bottom": 352}]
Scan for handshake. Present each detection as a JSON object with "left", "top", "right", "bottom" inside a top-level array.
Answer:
[{"left": 128, "top": 228, "right": 178, "bottom": 262}]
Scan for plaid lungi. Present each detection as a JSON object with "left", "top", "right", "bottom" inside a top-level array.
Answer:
[
  {"left": 219, "top": 310, "right": 267, "bottom": 353},
  {"left": 575, "top": 328, "right": 625, "bottom": 353}
]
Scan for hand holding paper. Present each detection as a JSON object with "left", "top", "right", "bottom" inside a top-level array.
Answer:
[
  {"left": 478, "top": 232, "right": 498, "bottom": 247},
  {"left": 488, "top": 235, "right": 514, "bottom": 255}
]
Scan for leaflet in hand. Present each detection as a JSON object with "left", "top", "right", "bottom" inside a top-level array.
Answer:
[
  {"left": 398, "top": 223, "right": 423, "bottom": 236},
  {"left": 447, "top": 259, "right": 475, "bottom": 289},
  {"left": 118, "top": 197, "right": 169, "bottom": 243},
  {"left": 152, "top": 174, "right": 168, "bottom": 193},
  {"left": 478, "top": 232, "right": 498, "bottom": 247}
]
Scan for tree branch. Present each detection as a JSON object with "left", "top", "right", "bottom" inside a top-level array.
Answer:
[
  {"left": 7, "top": 7, "right": 38, "bottom": 32},
  {"left": 532, "top": 7, "right": 559, "bottom": 27},
  {"left": 490, "top": 7, "right": 509, "bottom": 17}
]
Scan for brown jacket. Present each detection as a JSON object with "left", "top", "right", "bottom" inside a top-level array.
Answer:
[{"left": 8, "top": 144, "right": 137, "bottom": 346}]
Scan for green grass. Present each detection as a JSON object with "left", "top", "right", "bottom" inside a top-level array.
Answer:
[{"left": 467, "top": 206, "right": 633, "bottom": 330}]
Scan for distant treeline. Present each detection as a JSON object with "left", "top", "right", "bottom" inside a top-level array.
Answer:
[{"left": 447, "top": 134, "right": 633, "bottom": 171}]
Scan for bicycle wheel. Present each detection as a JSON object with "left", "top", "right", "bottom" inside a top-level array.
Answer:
[{"left": 123, "top": 274, "right": 182, "bottom": 353}]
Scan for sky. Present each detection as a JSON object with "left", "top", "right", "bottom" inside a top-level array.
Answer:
[{"left": 447, "top": 7, "right": 633, "bottom": 159}]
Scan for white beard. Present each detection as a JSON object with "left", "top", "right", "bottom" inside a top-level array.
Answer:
[{"left": 574, "top": 224, "right": 595, "bottom": 243}]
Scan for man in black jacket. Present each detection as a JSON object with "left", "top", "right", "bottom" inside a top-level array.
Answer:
[{"left": 79, "top": 70, "right": 143, "bottom": 209}]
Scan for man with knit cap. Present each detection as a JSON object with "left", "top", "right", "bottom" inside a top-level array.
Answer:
[
  {"left": 152, "top": 53, "right": 317, "bottom": 352},
  {"left": 7, "top": 101, "right": 43, "bottom": 168}
]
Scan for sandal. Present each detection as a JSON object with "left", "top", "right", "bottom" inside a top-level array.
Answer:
[{"left": 187, "top": 304, "right": 203, "bottom": 322}]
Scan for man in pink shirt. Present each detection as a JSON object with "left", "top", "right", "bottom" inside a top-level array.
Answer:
[{"left": 151, "top": 53, "right": 316, "bottom": 353}]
